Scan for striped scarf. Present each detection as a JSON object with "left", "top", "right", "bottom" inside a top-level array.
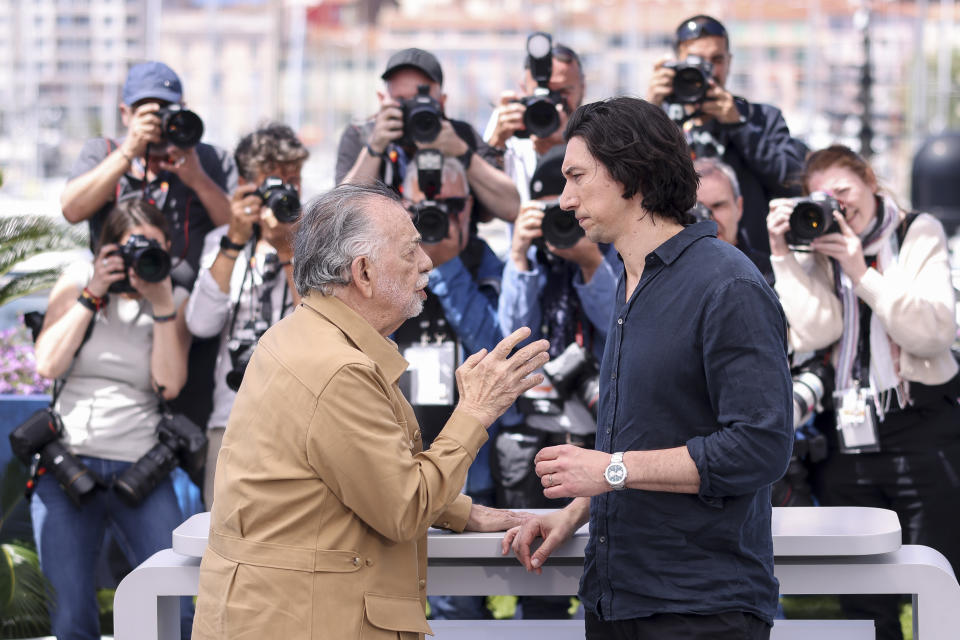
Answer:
[{"left": 833, "top": 195, "right": 907, "bottom": 417}]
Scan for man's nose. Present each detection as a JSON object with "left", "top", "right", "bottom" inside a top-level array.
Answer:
[{"left": 559, "top": 185, "right": 576, "bottom": 211}]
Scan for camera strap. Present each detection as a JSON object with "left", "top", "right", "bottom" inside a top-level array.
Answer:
[{"left": 49, "top": 313, "right": 98, "bottom": 409}]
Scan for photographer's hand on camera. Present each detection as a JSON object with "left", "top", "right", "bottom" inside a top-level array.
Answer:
[
  {"left": 369, "top": 98, "right": 405, "bottom": 155},
  {"left": 87, "top": 244, "right": 127, "bottom": 299},
  {"left": 647, "top": 56, "right": 677, "bottom": 106},
  {"left": 700, "top": 81, "right": 741, "bottom": 125},
  {"left": 455, "top": 327, "right": 550, "bottom": 428},
  {"left": 259, "top": 209, "right": 297, "bottom": 263},
  {"left": 809, "top": 211, "right": 867, "bottom": 284},
  {"left": 226, "top": 183, "right": 263, "bottom": 247},
  {"left": 120, "top": 103, "right": 164, "bottom": 161},
  {"left": 487, "top": 91, "right": 527, "bottom": 149},
  {"left": 158, "top": 146, "right": 206, "bottom": 189},
  {"left": 510, "top": 203, "right": 545, "bottom": 272},
  {"left": 417, "top": 119, "right": 469, "bottom": 158},
  {"left": 766, "top": 198, "right": 794, "bottom": 257}
]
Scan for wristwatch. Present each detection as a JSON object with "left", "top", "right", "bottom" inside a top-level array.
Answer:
[
  {"left": 220, "top": 235, "right": 247, "bottom": 252},
  {"left": 604, "top": 452, "right": 628, "bottom": 491}
]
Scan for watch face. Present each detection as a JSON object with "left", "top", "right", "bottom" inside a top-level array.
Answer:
[{"left": 605, "top": 463, "right": 626, "bottom": 485}]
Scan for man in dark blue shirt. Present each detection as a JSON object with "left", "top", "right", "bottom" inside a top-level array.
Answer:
[{"left": 503, "top": 97, "right": 793, "bottom": 640}]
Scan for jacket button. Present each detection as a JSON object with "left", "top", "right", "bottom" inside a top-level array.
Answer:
[
  {"left": 418, "top": 579, "right": 426, "bottom": 590},
  {"left": 353, "top": 557, "right": 361, "bottom": 567},
  {"left": 413, "top": 429, "right": 421, "bottom": 440},
  {"left": 365, "top": 558, "right": 374, "bottom": 567}
]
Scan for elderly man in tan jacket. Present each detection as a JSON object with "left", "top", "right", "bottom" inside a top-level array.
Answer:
[{"left": 191, "top": 181, "right": 549, "bottom": 640}]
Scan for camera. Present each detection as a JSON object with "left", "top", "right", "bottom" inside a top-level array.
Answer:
[
  {"left": 687, "top": 202, "right": 713, "bottom": 224},
  {"left": 541, "top": 202, "right": 583, "bottom": 249},
  {"left": 400, "top": 85, "right": 443, "bottom": 145},
  {"left": 9, "top": 408, "right": 99, "bottom": 506},
  {"left": 514, "top": 32, "right": 563, "bottom": 140},
  {"left": 155, "top": 105, "right": 204, "bottom": 148},
  {"left": 225, "top": 319, "right": 270, "bottom": 392},
  {"left": 786, "top": 191, "right": 844, "bottom": 245},
  {"left": 114, "top": 412, "right": 207, "bottom": 507},
  {"left": 664, "top": 55, "right": 714, "bottom": 104},
  {"left": 257, "top": 177, "right": 301, "bottom": 223},
  {"left": 542, "top": 342, "right": 600, "bottom": 421},
  {"left": 410, "top": 149, "right": 449, "bottom": 244},
  {"left": 108, "top": 233, "right": 172, "bottom": 294},
  {"left": 792, "top": 357, "right": 834, "bottom": 430}
]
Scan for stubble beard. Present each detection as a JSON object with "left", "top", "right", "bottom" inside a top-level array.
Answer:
[{"left": 380, "top": 272, "right": 429, "bottom": 320}]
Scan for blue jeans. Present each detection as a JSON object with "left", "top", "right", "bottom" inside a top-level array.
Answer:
[{"left": 30, "top": 455, "right": 193, "bottom": 640}]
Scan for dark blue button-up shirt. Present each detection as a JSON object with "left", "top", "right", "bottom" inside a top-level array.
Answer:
[{"left": 580, "top": 221, "right": 793, "bottom": 625}]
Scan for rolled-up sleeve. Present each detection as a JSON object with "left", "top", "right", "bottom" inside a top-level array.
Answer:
[{"left": 686, "top": 278, "right": 794, "bottom": 500}]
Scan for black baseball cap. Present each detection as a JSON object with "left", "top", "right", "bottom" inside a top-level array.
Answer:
[
  {"left": 381, "top": 48, "right": 443, "bottom": 85},
  {"left": 529, "top": 145, "right": 567, "bottom": 199},
  {"left": 675, "top": 15, "right": 729, "bottom": 48}
]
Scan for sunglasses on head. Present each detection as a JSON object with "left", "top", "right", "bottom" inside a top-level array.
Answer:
[{"left": 675, "top": 15, "right": 728, "bottom": 45}]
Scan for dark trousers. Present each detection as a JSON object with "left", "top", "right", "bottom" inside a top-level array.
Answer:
[
  {"left": 585, "top": 610, "right": 770, "bottom": 640},
  {"left": 811, "top": 380, "right": 960, "bottom": 640}
]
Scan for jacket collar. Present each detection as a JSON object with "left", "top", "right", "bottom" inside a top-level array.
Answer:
[{"left": 301, "top": 292, "right": 409, "bottom": 384}]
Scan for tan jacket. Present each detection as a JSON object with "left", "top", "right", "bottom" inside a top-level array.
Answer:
[
  {"left": 192, "top": 293, "right": 485, "bottom": 640},
  {"left": 771, "top": 212, "right": 958, "bottom": 385}
]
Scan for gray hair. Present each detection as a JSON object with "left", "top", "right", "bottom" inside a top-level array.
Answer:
[
  {"left": 401, "top": 155, "right": 470, "bottom": 197},
  {"left": 694, "top": 157, "right": 741, "bottom": 201},
  {"left": 293, "top": 182, "right": 399, "bottom": 296}
]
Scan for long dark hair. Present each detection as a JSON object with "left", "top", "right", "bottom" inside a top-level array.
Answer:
[{"left": 96, "top": 199, "right": 169, "bottom": 253}]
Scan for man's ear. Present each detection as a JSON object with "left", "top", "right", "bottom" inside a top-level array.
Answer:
[
  {"left": 350, "top": 255, "right": 375, "bottom": 299},
  {"left": 119, "top": 103, "right": 132, "bottom": 128}
]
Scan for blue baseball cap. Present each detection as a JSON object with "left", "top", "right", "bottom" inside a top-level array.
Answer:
[{"left": 122, "top": 61, "right": 183, "bottom": 106}]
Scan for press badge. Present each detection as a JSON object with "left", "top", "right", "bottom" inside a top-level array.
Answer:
[
  {"left": 403, "top": 342, "right": 456, "bottom": 406},
  {"left": 834, "top": 387, "right": 880, "bottom": 453}
]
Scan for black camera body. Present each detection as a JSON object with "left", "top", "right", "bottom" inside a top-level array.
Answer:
[
  {"left": 514, "top": 32, "right": 562, "bottom": 140},
  {"left": 687, "top": 202, "right": 714, "bottom": 224},
  {"left": 400, "top": 85, "right": 443, "bottom": 145},
  {"left": 225, "top": 319, "right": 270, "bottom": 392},
  {"left": 542, "top": 204, "right": 583, "bottom": 249},
  {"left": 9, "top": 408, "right": 99, "bottom": 506},
  {"left": 542, "top": 342, "right": 600, "bottom": 421},
  {"left": 411, "top": 149, "right": 449, "bottom": 244},
  {"left": 664, "top": 55, "right": 714, "bottom": 104},
  {"left": 114, "top": 412, "right": 207, "bottom": 507},
  {"left": 155, "top": 105, "right": 204, "bottom": 149},
  {"left": 786, "top": 192, "right": 844, "bottom": 245},
  {"left": 257, "top": 177, "right": 301, "bottom": 223},
  {"left": 108, "top": 234, "right": 172, "bottom": 294}
]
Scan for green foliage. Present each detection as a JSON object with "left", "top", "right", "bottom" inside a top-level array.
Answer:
[
  {"left": 0, "top": 460, "right": 52, "bottom": 638},
  {"left": 0, "top": 214, "right": 87, "bottom": 307}
]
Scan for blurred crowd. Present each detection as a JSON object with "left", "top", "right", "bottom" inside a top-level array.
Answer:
[{"left": 11, "top": 13, "right": 959, "bottom": 640}]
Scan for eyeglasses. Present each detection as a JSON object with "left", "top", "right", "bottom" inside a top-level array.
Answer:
[{"left": 675, "top": 15, "right": 728, "bottom": 45}]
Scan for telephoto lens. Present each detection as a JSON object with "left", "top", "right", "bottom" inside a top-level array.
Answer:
[
  {"left": 114, "top": 440, "right": 179, "bottom": 507},
  {"left": 412, "top": 203, "right": 449, "bottom": 244},
  {"left": 541, "top": 204, "right": 584, "bottom": 249},
  {"left": 257, "top": 177, "right": 301, "bottom": 223},
  {"left": 786, "top": 191, "right": 843, "bottom": 245},
  {"left": 108, "top": 234, "right": 172, "bottom": 294},
  {"left": 41, "top": 440, "right": 99, "bottom": 506},
  {"left": 156, "top": 105, "right": 204, "bottom": 148}
]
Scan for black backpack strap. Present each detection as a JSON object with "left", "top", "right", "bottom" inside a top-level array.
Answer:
[{"left": 896, "top": 212, "right": 920, "bottom": 247}]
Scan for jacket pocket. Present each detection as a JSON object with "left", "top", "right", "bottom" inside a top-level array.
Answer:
[{"left": 361, "top": 592, "right": 432, "bottom": 639}]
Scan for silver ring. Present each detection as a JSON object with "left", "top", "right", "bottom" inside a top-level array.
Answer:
[
  {"left": 244, "top": 206, "right": 253, "bottom": 215},
  {"left": 546, "top": 474, "right": 554, "bottom": 487},
  {"left": 102, "top": 259, "right": 108, "bottom": 266}
]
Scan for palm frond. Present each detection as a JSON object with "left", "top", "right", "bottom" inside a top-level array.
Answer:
[
  {"left": 0, "top": 543, "right": 52, "bottom": 638},
  {"left": 0, "top": 215, "right": 88, "bottom": 278},
  {"left": 0, "top": 269, "right": 63, "bottom": 308}
]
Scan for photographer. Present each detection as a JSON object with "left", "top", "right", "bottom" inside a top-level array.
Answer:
[
  {"left": 31, "top": 199, "right": 193, "bottom": 640},
  {"left": 767, "top": 145, "right": 960, "bottom": 640},
  {"left": 185, "top": 123, "right": 307, "bottom": 509},
  {"left": 649, "top": 15, "right": 806, "bottom": 256},
  {"left": 60, "top": 60, "right": 237, "bottom": 431},
  {"left": 484, "top": 36, "right": 585, "bottom": 199},
  {"left": 495, "top": 147, "right": 616, "bottom": 619},
  {"left": 335, "top": 48, "right": 520, "bottom": 222}
]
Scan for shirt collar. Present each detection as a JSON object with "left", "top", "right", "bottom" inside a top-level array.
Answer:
[
  {"left": 301, "top": 291, "right": 409, "bottom": 384},
  {"left": 651, "top": 220, "right": 717, "bottom": 266}
]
